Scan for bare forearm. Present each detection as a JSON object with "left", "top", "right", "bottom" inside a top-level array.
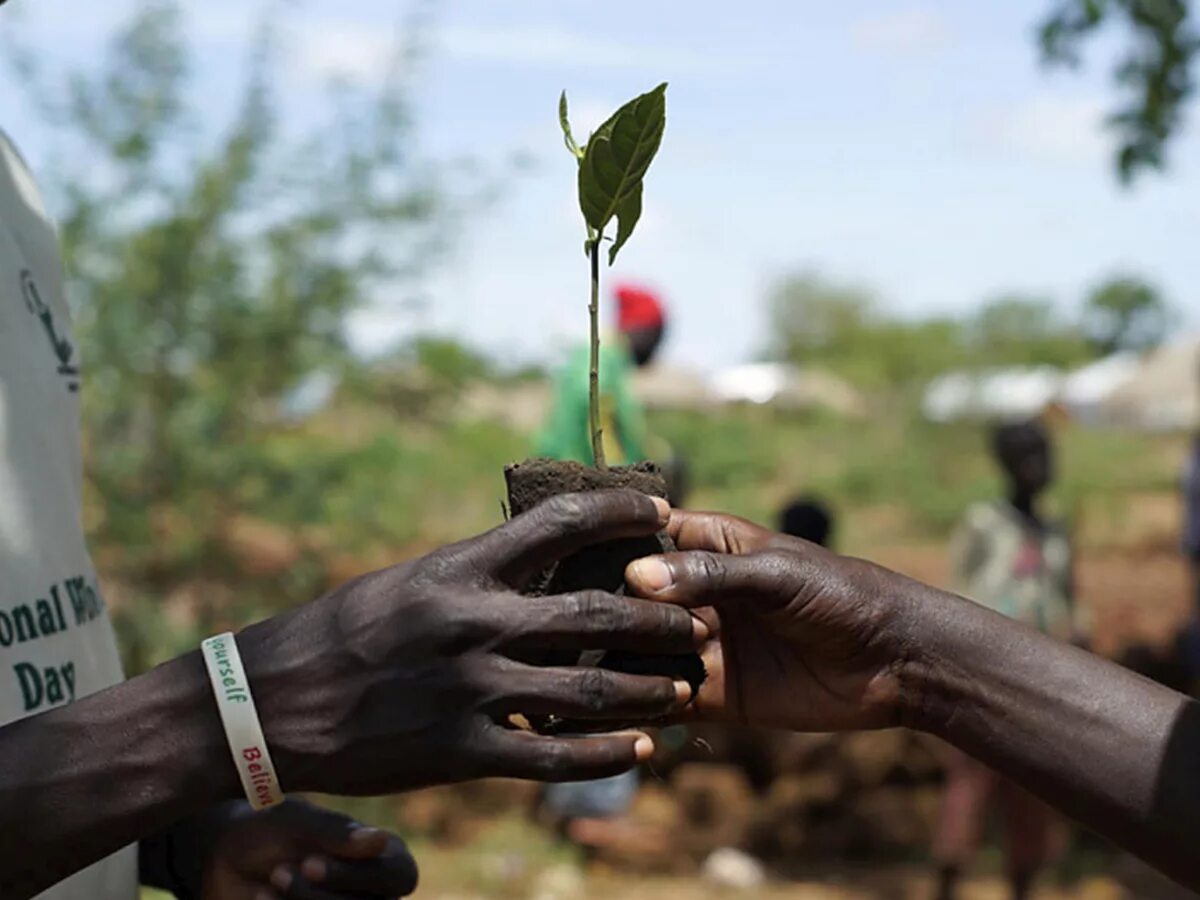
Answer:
[
  {"left": 907, "top": 586, "right": 1200, "bottom": 888},
  {"left": 0, "top": 650, "right": 238, "bottom": 898}
]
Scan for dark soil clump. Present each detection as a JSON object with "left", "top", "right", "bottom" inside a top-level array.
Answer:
[{"left": 504, "top": 458, "right": 706, "bottom": 732}]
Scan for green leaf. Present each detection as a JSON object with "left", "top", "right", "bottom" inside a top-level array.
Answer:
[
  {"left": 577, "top": 82, "right": 666, "bottom": 252},
  {"left": 608, "top": 183, "right": 641, "bottom": 265},
  {"left": 559, "top": 90, "right": 583, "bottom": 159}
]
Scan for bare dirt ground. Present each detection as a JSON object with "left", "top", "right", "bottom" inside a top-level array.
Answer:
[
  {"left": 872, "top": 541, "right": 1192, "bottom": 660},
  {"left": 397, "top": 817, "right": 1138, "bottom": 900}
]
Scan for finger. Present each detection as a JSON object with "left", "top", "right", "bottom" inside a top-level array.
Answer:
[
  {"left": 488, "top": 661, "right": 689, "bottom": 720},
  {"left": 477, "top": 491, "right": 669, "bottom": 586},
  {"left": 484, "top": 726, "right": 655, "bottom": 782},
  {"left": 270, "top": 868, "right": 349, "bottom": 900},
  {"left": 499, "top": 591, "right": 706, "bottom": 654},
  {"left": 269, "top": 867, "right": 331, "bottom": 900},
  {"left": 626, "top": 550, "right": 799, "bottom": 608},
  {"left": 665, "top": 509, "right": 773, "bottom": 555},
  {"left": 280, "top": 804, "right": 388, "bottom": 860},
  {"left": 301, "top": 839, "right": 418, "bottom": 897}
]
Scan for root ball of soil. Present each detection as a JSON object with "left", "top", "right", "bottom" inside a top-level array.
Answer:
[{"left": 504, "top": 458, "right": 707, "bottom": 732}]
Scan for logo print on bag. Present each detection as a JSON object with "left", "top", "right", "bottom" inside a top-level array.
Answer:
[{"left": 20, "top": 269, "right": 78, "bottom": 392}]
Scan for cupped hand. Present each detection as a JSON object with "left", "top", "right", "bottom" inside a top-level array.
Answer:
[
  {"left": 202, "top": 799, "right": 417, "bottom": 900},
  {"left": 240, "top": 491, "right": 705, "bottom": 795},
  {"left": 625, "top": 509, "right": 927, "bottom": 733}
]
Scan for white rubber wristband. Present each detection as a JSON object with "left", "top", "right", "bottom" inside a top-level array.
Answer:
[{"left": 201, "top": 632, "right": 284, "bottom": 810}]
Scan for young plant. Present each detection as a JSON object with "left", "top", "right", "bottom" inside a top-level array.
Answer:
[{"left": 559, "top": 83, "right": 667, "bottom": 470}]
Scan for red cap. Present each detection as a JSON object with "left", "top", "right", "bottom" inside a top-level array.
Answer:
[{"left": 615, "top": 283, "right": 666, "bottom": 333}]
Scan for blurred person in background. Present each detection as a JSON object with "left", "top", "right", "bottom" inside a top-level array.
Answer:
[
  {"left": 778, "top": 495, "right": 835, "bottom": 548},
  {"left": 1181, "top": 353, "right": 1200, "bottom": 687},
  {"left": 932, "top": 419, "right": 1082, "bottom": 900},
  {"left": 537, "top": 282, "right": 666, "bottom": 466}
]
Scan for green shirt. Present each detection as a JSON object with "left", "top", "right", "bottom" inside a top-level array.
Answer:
[{"left": 535, "top": 340, "right": 647, "bottom": 465}]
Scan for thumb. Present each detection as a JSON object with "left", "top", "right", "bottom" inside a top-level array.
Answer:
[
  {"left": 293, "top": 805, "right": 390, "bottom": 860},
  {"left": 627, "top": 550, "right": 795, "bottom": 608},
  {"left": 325, "top": 825, "right": 390, "bottom": 860}
]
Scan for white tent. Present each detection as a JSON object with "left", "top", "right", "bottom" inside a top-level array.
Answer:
[
  {"left": 1100, "top": 337, "right": 1200, "bottom": 431},
  {"left": 631, "top": 364, "right": 717, "bottom": 411},
  {"left": 710, "top": 363, "right": 866, "bottom": 416},
  {"left": 1058, "top": 352, "right": 1140, "bottom": 423},
  {"left": 922, "top": 366, "right": 1063, "bottom": 423}
]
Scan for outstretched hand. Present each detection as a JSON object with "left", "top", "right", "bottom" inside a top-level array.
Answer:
[
  {"left": 626, "top": 509, "right": 925, "bottom": 732},
  {"left": 241, "top": 490, "right": 705, "bottom": 796}
]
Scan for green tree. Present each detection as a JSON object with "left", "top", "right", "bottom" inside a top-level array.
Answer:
[
  {"left": 1039, "top": 0, "right": 1199, "bottom": 181},
  {"left": 766, "top": 272, "right": 968, "bottom": 388},
  {"left": 767, "top": 272, "right": 875, "bottom": 363},
  {"left": 768, "top": 275, "right": 1098, "bottom": 390},
  {"left": 7, "top": 0, "right": 463, "bottom": 665},
  {"left": 970, "top": 295, "right": 1094, "bottom": 367},
  {"left": 1082, "top": 274, "right": 1170, "bottom": 353}
]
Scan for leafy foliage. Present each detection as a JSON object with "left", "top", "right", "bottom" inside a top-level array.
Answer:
[
  {"left": 7, "top": 0, "right": 466, "bottom": 668},
  {"left": 1083, "top": 274, "right": 1171, "bottom": 353},
  {"left": 968, "top": 295, "right": 1095, "bottom": 367},
  {"left": 1039, "top": 0, "right": 1200, "bottom": 181},
  {"left": 564, "top": 83, "right": 667, "bottom": 264},
  {"left": 767, "top": 273, "right": 1099, "bottom": 388}
]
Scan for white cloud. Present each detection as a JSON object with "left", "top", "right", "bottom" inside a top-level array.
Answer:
[
  {"left": 283, "top": 19, "right": 710, "bottom": 84},
  {"left": 852, "top": 8, "right": 952, "bottom": 55},
  {"left": 437, "top": 23, "right": 705, "bottom": 72},
  {"left": 291, "top": 22, "right": 394, "bottom": 82},
  {"left": 974, "top": 95, "right": 1108, "bottom": 166}
]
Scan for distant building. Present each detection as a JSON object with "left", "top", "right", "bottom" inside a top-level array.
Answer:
[
  {"left": 922, "top": 366, "right": 1063, "bottom": 423},
  {"left": 708, "top": 363, "right": 867, "bottom": 417},
  {"left": 1099, "top": 337, "right": 1200, "bottom": 431},
  {"left": 921, "top": 337, "right": 1200, "bottom": 431}
]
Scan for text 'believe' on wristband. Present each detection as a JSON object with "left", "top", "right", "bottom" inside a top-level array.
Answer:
[{"left": 201, "top": 632, "right": 284, "bottom": 810}]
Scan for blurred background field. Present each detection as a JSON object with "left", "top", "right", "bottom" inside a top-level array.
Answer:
[{"left": 4, "top": 0, "right": 1199, "bottom": 897}]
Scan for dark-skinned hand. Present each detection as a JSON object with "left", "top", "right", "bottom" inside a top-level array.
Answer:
[
  {"left": 202, "top": 799, "right": 417, "bottom": 900},
  {"left": 626, "top": 509, "right": 921, "bottom": 732},
  {"left": 238, "top": 490, "right": 705, "bottom": 796}
]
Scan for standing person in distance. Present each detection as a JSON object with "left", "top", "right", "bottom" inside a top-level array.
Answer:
[{"left": 931, "top": 420, "right": 1082, "bottom": 900}]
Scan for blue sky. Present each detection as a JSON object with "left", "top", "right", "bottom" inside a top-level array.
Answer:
[{"left": 3, "top": 0, "right": 1198, "bottom": 370}]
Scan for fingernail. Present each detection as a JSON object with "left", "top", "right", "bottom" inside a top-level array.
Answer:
[
  {"left": 650, "top": 496, "right": 670, "bottom": 524},
  {"left": 633, "top": 733, "right": 655, "bottom": 761},
  {"left": 269, "top": 865, "right": 292, "bottom": 891},
  {"left": 673, "top": 680, "right": 693, "bottom": 706},
  {"left": 691, "top": 615, "right": 710, "bottom": 643},
  {"left": 300, "top": 855, "right": 327, "bottom": 882},
  {"left": 349, "top": 825, "right": 383, "bottom": 845},
  {"left": 628, "top": 558, "right": 673, "bottom": 593}
]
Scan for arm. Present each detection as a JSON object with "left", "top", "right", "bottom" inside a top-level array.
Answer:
[
  {"left": 2, "top": 492, "right": 701, "bottom": 899},
  {"left": 626, "top": 509, "right": 1200, "bottom": 889},
  {"left": 911, "top": 583, "right": 1199, "bottom": 887},
  {"left": 0, "top": 653, "right": 236, "bottom": 897}
]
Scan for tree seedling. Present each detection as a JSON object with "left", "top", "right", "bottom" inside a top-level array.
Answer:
[{"left": 559, "top": 83, "right": 667, "bottom": 470}]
